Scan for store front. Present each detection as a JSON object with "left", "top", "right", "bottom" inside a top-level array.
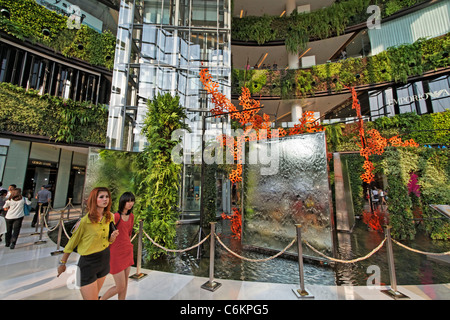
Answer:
[
  {"left": 23, "top": 159, "right": 58, "bottom": 209},
  {"left": 0, "top": 137, "right": 89, "bottom": 209}
]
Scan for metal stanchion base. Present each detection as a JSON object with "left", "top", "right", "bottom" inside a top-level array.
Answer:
[
  {"left": 50, "top": 250, "right": 64, "bottom": 256},
  {"left": 201, "top": 280, "right": 222, "bottom": 292},
  {"left": 34, "top": 240, "right": 47, "bottom": 245},
  {"left": 292, "top": 288, "right": 314, "bottom": 299},
  {"left": 381, "top": 289, "right": 409, "bottom": 300},
  {"left": 129, "top": 272, "right": 148, "bottom": 281}
]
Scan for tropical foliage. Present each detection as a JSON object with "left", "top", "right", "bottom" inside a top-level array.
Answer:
[
  {"left": 231, "top": 33, "right": 450, "bottom": 98},
  {"left": 0, "top": 82, "right": 108, "bottom": 144},
  {"left": 136, "top": 93, "right": 189, "bottom": 259},
  {"left": 232, "top": 0, "right": 425, "bottom": 52},
  {"left": 0, "top": 0, "right": 115, "bottom": 69}
]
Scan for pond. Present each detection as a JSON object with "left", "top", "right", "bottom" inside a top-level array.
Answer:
[{"left": 142, "top": 219, "right": 450, "bottom": 287}]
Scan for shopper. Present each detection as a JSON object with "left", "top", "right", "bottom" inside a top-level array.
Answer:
[
  {"left": 0, "top": 189, "right": 7, "bottom": 242},
  {"left": 101, "top": 192, "right": 136, "bottom": 300},
  {"left": 56, "top": 187, "right": 119, "bottom": 300},
  {"left": 3, "top": 188, "right": 31, "bottom": 249},
  {"left": 32, "top": 185, "right": 52, "bottom": 228},
  {"left": 371, "top": 187, "right": 379, "bottom": 209},
  {"left": 5, "top": 184, "right": 16, "bottom": 200}
]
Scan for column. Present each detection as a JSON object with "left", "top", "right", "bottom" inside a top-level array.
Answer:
[
  {"left": 291, "top": 103, "right": 302, "bottom": 123},
  {"left": 286, "top": 0, "right": 299, "bottom": 69}
]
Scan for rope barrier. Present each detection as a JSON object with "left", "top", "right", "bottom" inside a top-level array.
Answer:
[
  {"left": 215, "top": 233, "right": 297, "bottom": 263},
  {"left": 143, "top": 230, "right": 211, "bottom": 253},
  {"left": 304, "top": 237, "right": 387, "bottom": 264},
  {"left": 61, "top": 220, "right": 72, "bottom": 240},
  {"left": 391, "top": 238, "right": 450, "bottom": 256}
]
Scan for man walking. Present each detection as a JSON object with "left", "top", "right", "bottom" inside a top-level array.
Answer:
[{"left": 32, "top": 185, "right": 52, "bottom": 228}]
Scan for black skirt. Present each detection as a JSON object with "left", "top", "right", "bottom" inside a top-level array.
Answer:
[{"left": 77, "top": 247, "right": 110, "bottom": 287}]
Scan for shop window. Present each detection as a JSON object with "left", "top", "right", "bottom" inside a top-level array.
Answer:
[
  {"left": 428, "top": 75, "right": 450, "bottom": 113},
  {"left": 0, "top": 145, "right": 8, "bottom": 181}
]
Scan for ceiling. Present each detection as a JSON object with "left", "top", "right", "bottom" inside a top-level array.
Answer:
[
  {"left": 231, "top": 33, "right": 354, "bottom": 69},
  {"left": 233, "top": 0, "right": 336, "bottom": 17},
  {"left": 67, "top": 0, "right": 119, "bottom": 33},
  {"left": 231, "top": 92, "right": 352, "bottom": 125}
]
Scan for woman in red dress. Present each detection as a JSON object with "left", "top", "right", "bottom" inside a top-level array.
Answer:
[{"left": 101, "top": 192, "right": 135, "bottom": 300}]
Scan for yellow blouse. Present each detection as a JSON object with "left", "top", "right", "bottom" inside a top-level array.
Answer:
[{"left": 64, "top": 214, "right": 112, "bottom": 256}]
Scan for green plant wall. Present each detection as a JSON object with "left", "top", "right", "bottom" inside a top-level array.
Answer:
[
  {"left": 232, "top": 33, "right": 450, "bottom": 99},
  {"left": 137, "top": 93, "right": 189, "bottom": 260},
  {"left": 232, "top": 0, "right": 425, "bottom": 52},
  {"left": 381, "top": 147, "right": 450, "bottom": 240},
  {"left": 0, "top": 82, "right": 108, "bottom": 144},
  {"left": 0, "top": 0, "right": 115, "bottom": 69}
]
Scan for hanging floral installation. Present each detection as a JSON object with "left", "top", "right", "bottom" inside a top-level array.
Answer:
[
  {"left": 347, "top": 86, "right": 419, "bottom": 184},
  {"left": 346, "top": 86, "right": 420, "bottom": 232},
  {"left": 362, "top": 208, "right": 385, "bottom": 232},
  {"left": 200, "top": 68, "right": 324, "bottom": 239}
]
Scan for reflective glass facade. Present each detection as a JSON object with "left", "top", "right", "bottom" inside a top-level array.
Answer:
[{"left": 106, "top": 0, "right": 232, "bottom": 152}]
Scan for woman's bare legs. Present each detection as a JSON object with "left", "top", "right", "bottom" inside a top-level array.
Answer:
[
  {"left": 80, "top": 276, "right": 107, "bottom": 300},
  {"left": 100, "top": 266, "right": 131, "bottom": 300}
]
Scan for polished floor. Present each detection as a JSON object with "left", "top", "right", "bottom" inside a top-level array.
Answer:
[{"left": 0, "top": 212, "right": 449, "bottom": 300}]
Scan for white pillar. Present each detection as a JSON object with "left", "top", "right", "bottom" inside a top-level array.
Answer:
[
  {"left": 286, "top": 0, "right": 299, "bottom": 69},
  {"left": 286, "top": 0, "right": 296, "bottom": 15},
  {"left": 291, "top": 103, "right": 302, "bottom": 123}
]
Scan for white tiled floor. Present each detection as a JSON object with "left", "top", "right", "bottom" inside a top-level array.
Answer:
[{"left": 1, "top": 214, "right": 449, "bottom": 300}]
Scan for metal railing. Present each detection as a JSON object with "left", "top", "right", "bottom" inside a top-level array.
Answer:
[{"left": 48, "top": 215, "right": 450, "bottom": 299}]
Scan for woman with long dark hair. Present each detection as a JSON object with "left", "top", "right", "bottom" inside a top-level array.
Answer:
[
  {"left": 101, "top": 192, "right": 135, "bottom": 300},
  {"left": 3, "top": 188, "right": 31, "bottom": 249},
  {"left": 57, "top": 187, "right": 119, "bottom": 300}
]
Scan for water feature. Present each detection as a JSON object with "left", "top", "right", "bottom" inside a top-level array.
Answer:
[
  {"left": 243, "top": 132, "right": 334, "bottom": 258},
  {"left": 142, "top": 218, "right": 450, "bottom": 286}
]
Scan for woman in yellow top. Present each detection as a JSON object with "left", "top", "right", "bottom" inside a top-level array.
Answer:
[{"left": 57, "top": 187, "right": 119, "bottom": 300}]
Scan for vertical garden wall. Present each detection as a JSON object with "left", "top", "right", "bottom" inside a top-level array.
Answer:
[{"left": 382, "top": 147, "right": 450, "bottom": 240}]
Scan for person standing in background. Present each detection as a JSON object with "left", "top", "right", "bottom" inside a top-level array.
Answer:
[
  {"left": 32, "top": 185, "right": 52, "bottom": 227},
  {"left": 3, "top": 188, "right": 31, "bottom": 249}
]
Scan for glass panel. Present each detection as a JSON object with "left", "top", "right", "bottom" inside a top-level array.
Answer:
[
  {"left": 397, "top": 84, "right": 415, "bottom": 114},
  {"left": 428, "top": 75, "right": 450, "bottom": 113},
  {"left": 413, "top": 81, "right": 429, "bottom": 114},
  {"left": 182, "top": 164, "right": 202, "bottom": 215},
  {"left": 191, "top": 0, "right": 218, "bottom": 28},
  {"left": 0, "top": 155, "right": 5, "bottom": 181}
]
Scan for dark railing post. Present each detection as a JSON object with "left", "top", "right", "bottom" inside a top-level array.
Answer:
[
  {"left": 293, "top": 224, "right": 314, "bottom": 298},
  {"left": 201, "top": 222, "right": 222, "bottom": 292},
  {"left": 381, "top": 226, "right": 409, "bottom": 299},
  {"left": 130, "top": 219, "right": 148, "bottom": 280}
]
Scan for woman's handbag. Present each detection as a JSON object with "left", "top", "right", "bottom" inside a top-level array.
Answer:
[{"left": 23, "top": 203, "right": 30, "bottom": 216}]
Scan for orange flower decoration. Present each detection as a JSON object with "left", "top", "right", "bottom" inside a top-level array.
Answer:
[{"left": 345, "top": 85, "right": 419, "bottom": 184}]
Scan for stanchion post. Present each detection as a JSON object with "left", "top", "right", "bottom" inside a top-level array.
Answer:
[
  {"left": 381, "top": 225, "right": 409, "bottom": 299},
  {"left": 292, "top": 224, "right": 314, "bottom": 298},
  {"left": 32, "top": 203, "right": 42, "bottom": 235},
  {"left": 34, "top": 205, "right": 47, "bottom": 244},
  {"left": 130, "top": 219, "right": 148, "bottom": 281},
  {"left": 67, "top": 198, "right": 72, "bottom": 219},
  {"left": 201, "top": 222, "right": 222, "bottom": 292},
  {"left": 51, "top": 210, "right": 65, "bottom": 255}
]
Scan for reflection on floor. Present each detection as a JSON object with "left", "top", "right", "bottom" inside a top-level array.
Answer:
[{"left": 0, "top": 214, "right": 449, "bottom": 300}]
